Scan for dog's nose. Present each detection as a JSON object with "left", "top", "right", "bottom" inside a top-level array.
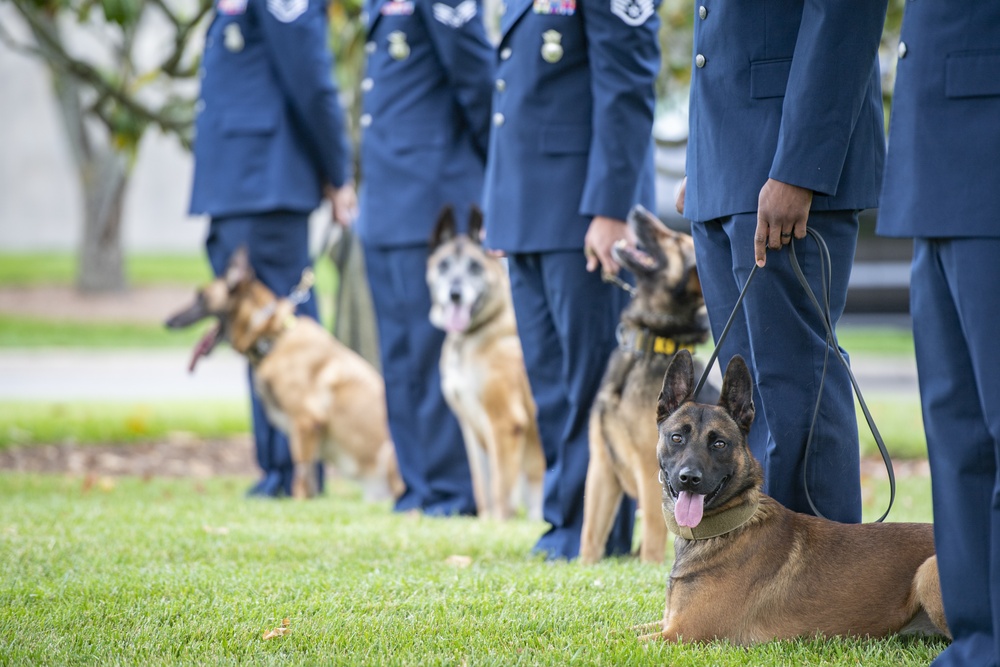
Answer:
[
  {"left": 449, "top": 287, "right": 462, "bottom": 304},
  {"left": 678, "top": 467, "right": 702, "bottom": 487}
]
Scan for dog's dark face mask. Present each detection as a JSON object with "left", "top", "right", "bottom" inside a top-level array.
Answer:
[{"left": 655, "top": 350, "right": 759, "bottom": 529}]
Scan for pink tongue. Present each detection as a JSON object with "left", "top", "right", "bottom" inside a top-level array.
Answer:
[
  {"left": 444, "top": 303, "right": 471, "bottom": 333},
  {"left": 675, "top": 491, "right": 706, "bottom": 528}
]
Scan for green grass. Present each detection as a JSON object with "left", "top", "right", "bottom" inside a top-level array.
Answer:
[
  {"left": 0, "top": 254, "right": 214, "bottom": 287},
  {"left": 0, "top": 401, "right": 249, "bottom": 450},
  {"left": 0, "top": 472, "right": 944, "bottom": 666}
]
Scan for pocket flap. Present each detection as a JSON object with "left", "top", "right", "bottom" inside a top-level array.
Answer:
[
  {"left": 750, "top": 58, "right": 792, "bottom": 99},
  {"left": 946, "top": 50, "right": 1000, "bottom": 99}
]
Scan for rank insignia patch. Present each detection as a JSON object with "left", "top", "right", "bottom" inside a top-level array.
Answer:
[
  {"left": 267, "top": 0, "right": 307, "bottom": 22},
  {"left": 432, "top": 0, "right": 477, "bottom": 27},
  {"left": 610, "top": 0, "right": 653, "bottom": 25}
]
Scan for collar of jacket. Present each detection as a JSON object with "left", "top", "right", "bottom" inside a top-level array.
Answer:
[
  {"left": 616, "top": 324, "right": 697, "bottom": 358},
  {"left": 661, "top": 496, "right": 760, "bottom": 540}
]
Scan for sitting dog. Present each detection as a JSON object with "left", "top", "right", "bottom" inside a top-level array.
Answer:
[
  {"left": 426, "top": 205, "right": 544, "bottom": 520},
  {"left": 165, "top": 247, "right": 404, "bottom": 502},
  {"left": 580, "top": 205, "right": 715, "bottom": 564},
  {"left": 639, "top": 349, "right": 949, "bottom": 644}
]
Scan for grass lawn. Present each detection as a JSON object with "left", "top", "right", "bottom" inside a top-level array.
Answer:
[{"left": 0, "top": 472, "right": 944, "bottom": 666}]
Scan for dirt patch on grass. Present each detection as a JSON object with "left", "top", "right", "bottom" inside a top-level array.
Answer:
[{"left": 0, "top": 286, "right": 193, "bottom": 324}]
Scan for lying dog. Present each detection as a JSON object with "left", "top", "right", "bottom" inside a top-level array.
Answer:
[
  {"left": 580, "top": 205, "right": 715, "bottom": 564},
  {"left": 639, "top": 349, "right": 949, "bottom": 644},
  {"left": 427, "top": 205, "right": 544, "bottom": 520},
  {"left": 165, "top": 247, "right": 403, "bottom": 502}
]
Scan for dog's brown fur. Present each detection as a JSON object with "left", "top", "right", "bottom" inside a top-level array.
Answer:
[
  {"left": 641, "top": 349, "right": 949, "bottom": 645},
  {"left": 165, "top": 247, "right": 403, "bottom": 502},
  {"left": 427, "top": 206, "right": 544, "bottom": 520},
  {"left": 580, "top": 205, "right": 714, "bottom": 564}
]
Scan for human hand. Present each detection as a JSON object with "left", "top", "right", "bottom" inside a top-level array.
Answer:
[
  {"left": 326, "top": 183, "right": 358, "bottom": 226},
  {"left": 584, "top": 215, "right": 628, "bottom": 275},
  {"left": 675, "top": 176, "right": 686, "bottom": 215},
  {"left": 754, "top": 178, "right": 813, "bottom": 267}
]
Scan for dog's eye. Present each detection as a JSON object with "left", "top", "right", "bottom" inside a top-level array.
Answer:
[
  {"left": 438, "top": 259, "right": 451, "bottom": 274},
  {"left": 711, "top": 439, "right": 727, "bottom": 450},
  {"left": 468, "top": 262, "right": 484, "bottom": 276},
  {"left": 671, "top": 433, "right": 682, "bottom": 444}
]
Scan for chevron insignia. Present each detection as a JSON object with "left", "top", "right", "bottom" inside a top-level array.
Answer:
[
  {"left": 610, "top": 0, "right": 653, "bottom": 25},
  {"left": 267, "top": 0, "right": 307, "bottom": 22},
  {"left": 432, "top": 0, "right": 477, "bottom": 27}
]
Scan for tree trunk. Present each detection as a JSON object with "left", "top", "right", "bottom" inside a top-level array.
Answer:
[{"left": 76, "top": 149, "right": 129, "bottom": 292}]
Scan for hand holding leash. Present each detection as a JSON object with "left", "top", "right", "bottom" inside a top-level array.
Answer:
[{"left": 754, "top": 179, "right": 813, "bottom": 267}]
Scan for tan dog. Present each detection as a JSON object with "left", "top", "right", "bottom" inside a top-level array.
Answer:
[
  {"left": 580, "top": 205, "right": 714, "bottom": 564},
  {"left": 165, "top": 247, "right": 403, "bottom": 502},
  {"left": 638, "top": 349, "right": 949, "bottom": 645},
  {"left": 426, "top": 205, "right": 544, "bottom": 520}
]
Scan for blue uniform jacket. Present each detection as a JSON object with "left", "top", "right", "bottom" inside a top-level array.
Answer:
[
  {"left": 190, "top": 0, "right": 351, "bottom": 218},
  {"left": 356, "top": 0, "right": 494, "bottom": 247},
  {"left": 878, "top": 2, "right": 1000, "bottom": 238},
  {"left": 483, "top": 0, "right": 659, "bottom": 252},
  {"left": 683, "top": 0, "right": 887, "bottom": 224}
]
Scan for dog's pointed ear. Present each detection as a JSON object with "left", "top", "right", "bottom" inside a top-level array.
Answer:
[
  {"left": 429, "top": 205, "right": 457, "bottom": 252},
  {"left": 225, "top": 246, "right": 253, "bottom": 290},
  {"left": 718, "top": 355, "right": 755, "bottom": 434},
  {"left": 468, "top": 205, "right": 484, "bottom": 245},
  {"left": 657, "top": 349, "right": 695, "bottom": 423}
]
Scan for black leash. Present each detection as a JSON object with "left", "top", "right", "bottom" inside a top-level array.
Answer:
[{"left": 692, "top": 227, "right": 896, "bottom": 524}]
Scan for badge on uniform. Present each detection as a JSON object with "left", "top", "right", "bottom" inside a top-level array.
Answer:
[
  {"left": 217, "top": 0, "right": 247, "bottom": 15},
  {"left": 387, "top": 31, "right": 410, "bottom": 60},
  {"left": 432, "top": 0, "right": 477, "bottom": 28},
  {"left": 267, "top": 0, "right": 307, "bottom": 22},
  {"left": 224, "top": 23, "right": 245, "bottom": 52},
  {"left": 611, "top": 0, "right": 653, "bottom": 25},
  {"left": 380, "top": 0, "right": 415, "bottom": 16},
  {"left": 540, "top": 30, "right": 563, "bottom": 63},
  {"left": 532, "top": 0, "right": 575, "bottom": 16}
]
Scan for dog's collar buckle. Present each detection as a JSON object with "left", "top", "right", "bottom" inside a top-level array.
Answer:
[
  {"left": 662, "top": 497, "right": 760, "bottom": 540},
  {"left": 617, "top": 324, "right": 695, "bottom": 358}
]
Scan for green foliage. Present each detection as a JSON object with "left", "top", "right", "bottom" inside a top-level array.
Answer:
[{"left": 0, "top": 473, "right": 943, "bottom": 666}]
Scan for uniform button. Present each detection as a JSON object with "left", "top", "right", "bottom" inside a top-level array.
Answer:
[
  {"left": 495, "top": 78, "right": 506, "bottom": 92},
  {"left": 493, "top": 112, "right": 505, "bottom": 127},
  {"left": 698, "top": 5, "right": 707, "bottom": 19},
  {"left": 194, "top": 100, "right": 205, "bottom": 114},
  {"left": 365, "top": 41, "right": 377, "bottom": 54},
  {"left": 361, "top": 77, "right": 374, "bottom": 92},
  {"left": 360, "top": 113, "right": 372, "bottom": 128},
  {"left": 695, "top": 53, "right": 706, "bottom": 68},
  {"left": 897, "top": 41, "right": 908, "bottom": 59},
  {"left": 500, "top": 47, "right": 512, "bottom": 61}
]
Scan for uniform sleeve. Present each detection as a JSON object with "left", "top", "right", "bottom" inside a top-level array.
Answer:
[
  {"left": 579, "top": 0, "right": 660, "bottom": 221},
  {"left": 768, "top": 0, "right": 888, "bottom": 197},
  {"left": 417, "top": 0, "right": 495, "bottom": 161},
  {"left": 257, "top": 0, "right": 353, "bottom": 187}
]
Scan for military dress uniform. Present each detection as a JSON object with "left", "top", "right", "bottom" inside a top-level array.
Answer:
[
  {"left": 682, "top": 0, "right": 889, "bottom": 523},
  {"left": 879, "top": 4, "right": 1000, "bottom": 665},
  {"left": 189, "top": 0, "right": 352, "bottom": 496},
  {"left": 355, "top": 0, "right": 493, "bottom": 515},
  {"left": 482, "top": 0, "right": 659, "bottom": 559}
]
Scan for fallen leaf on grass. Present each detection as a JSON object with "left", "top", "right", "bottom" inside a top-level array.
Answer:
[
  {"left": 262, "top": 618, "right": 292, "bottom": 640},
  {"left": 445, "top": 555, "right": 473, "bottom": 568}
]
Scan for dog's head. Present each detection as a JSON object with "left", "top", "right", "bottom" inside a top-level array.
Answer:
[
  {"left": 164, "top": 246, "right": 257, "bottom": 371},
  {"left": 427, "top": 205, "right": 507, "bottom": 334},
  {"left": 655, "top": 350, "right": 762, "bottom": 529},
  {"left": 613, "top": 205, "right": 709, "bottom": 339}
]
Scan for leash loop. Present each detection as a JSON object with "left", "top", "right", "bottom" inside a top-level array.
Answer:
[{"left": 693, "top": 228, "right": 895, "bottom": 524}]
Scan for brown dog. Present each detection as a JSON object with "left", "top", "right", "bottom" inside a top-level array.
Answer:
[
  {"left": 427, "top": 205, "right": 545, "bottom": 520},
  {"left": 640, "top": 349, "right": 949, "bottom": 644},
  {"left": 580, "top": 205, "right": 715, "bottom": 564},
  {"left": 165, "top": 247, "right": 404, "bottom": 502}
]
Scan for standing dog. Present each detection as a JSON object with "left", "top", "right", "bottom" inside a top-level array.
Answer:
[
  {"left": 640, "top": 349, "right": 949, "bottom": 644},
  {"left": 165, "top": 247, "right": 404, "bottom": 502},
  {"left": 427, "top": 205, "right": 545, "bottom": 520},
  {"left": 580, "top": 205, "right": 715, "bottom": 564}
]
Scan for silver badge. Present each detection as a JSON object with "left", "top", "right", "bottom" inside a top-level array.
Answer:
[
  {"left": 541, "top": 30, "right": 563, "bottom": 63},
  {"left": 387, "top": 31, "right": 410, "bottom": 61},
  {"left": 224, "top": 23, "right": 245, "bottom": 52}
]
